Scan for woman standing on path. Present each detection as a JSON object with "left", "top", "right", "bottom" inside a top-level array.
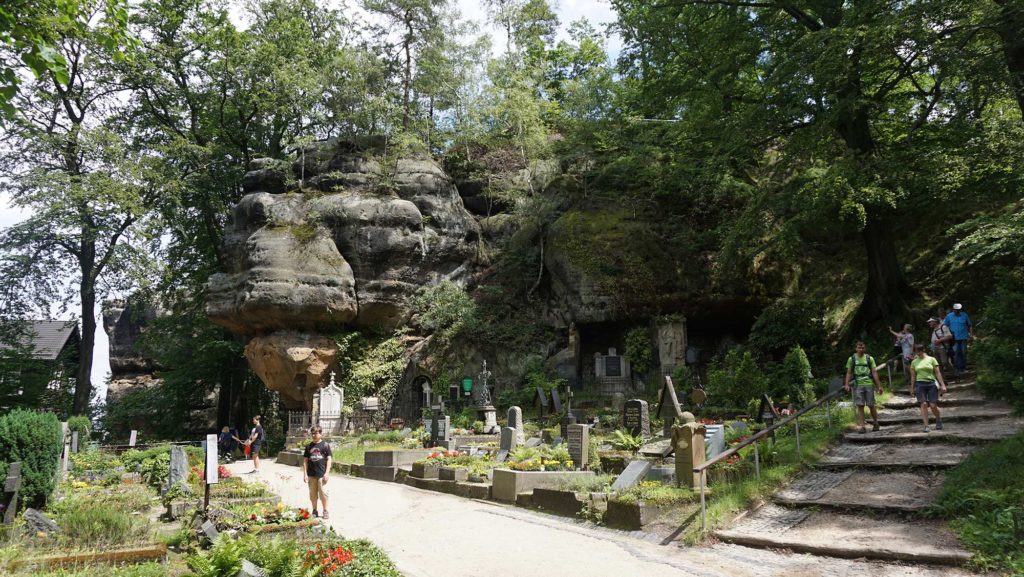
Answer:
[
  {"left": 910, "top": 344, "right": 947, "bottom": 433},
  {"left": 243, "top": 415, "right": 265, "bottom": 473}
]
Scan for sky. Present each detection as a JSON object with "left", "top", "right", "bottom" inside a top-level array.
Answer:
[{"left": 0, "top": 0, "right": 620, "bottom": 401}]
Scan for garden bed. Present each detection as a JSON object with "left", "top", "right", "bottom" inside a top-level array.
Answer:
[
  {"left": 604, "top": 500, "right": 671, "bottom": 530},
  {"left": 532, "top": 488, "right": 585, "bottom": 517},
  {"left": 7, "top": 544, "right": 168, "bottom": 571},
  {"left": 491, "top": 469, "right": 595, "bottom": 502}
]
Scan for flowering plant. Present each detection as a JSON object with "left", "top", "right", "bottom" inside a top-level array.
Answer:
[
  {"left": 218, "top": 465, "right": 232, "bottom": 479},
  {"left": 304, "top": 543, "right": 354, "bottom": 575},
  {"left": 242, "top": 502, "right": 311, "bottom": 525}
]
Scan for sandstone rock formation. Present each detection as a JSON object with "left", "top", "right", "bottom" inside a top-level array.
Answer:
[{"left": 207, "top": 140, "right": 482, "bottom": 407}]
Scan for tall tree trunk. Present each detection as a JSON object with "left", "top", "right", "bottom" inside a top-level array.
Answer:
[
  {"left": 994, "top": 0, "right": 1024, "bottom": 118},
  {"left": 403, "top": 21, "right": 413, "bottom": 130},
  {"left": 836, "top": 46, "right": 912, "bottom": 326},
  {"left": 73, "top": 243, "right": 96, "bottom": 415}
]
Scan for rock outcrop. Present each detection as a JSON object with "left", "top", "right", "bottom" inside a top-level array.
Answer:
[{"left": 207, "top": 140, "right": 482, "bottom": 406}]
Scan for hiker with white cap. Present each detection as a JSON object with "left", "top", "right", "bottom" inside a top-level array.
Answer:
[
  {"left": 943, "top": 303, "right": 973, "bottom": 376},
  {"left": 927, "top": 316, "right": 954, "bottom": 373}
]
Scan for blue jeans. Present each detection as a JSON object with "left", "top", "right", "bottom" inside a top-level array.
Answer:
[{"left": 951, "top": 340, "right": 968, "bottom": 372}]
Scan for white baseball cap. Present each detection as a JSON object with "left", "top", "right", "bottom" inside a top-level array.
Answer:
[{"left": 953, "top": 303, "right": 963, "bottom": 310}]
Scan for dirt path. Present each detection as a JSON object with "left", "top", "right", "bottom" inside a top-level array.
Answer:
[{"left": 226, "top": 459, "right": 969, "bottom": 577}]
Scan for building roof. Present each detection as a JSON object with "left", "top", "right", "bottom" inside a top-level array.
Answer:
[{"left": 1, "top": 320, "right": 80, "bottom": 360}]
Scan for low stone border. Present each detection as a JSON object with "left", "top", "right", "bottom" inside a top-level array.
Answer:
[
  {"left": 604, "top": 500, "right": 670, "bottom": 530},
  {"left": 532, "top": 488, "right": 585, "bottom": 517},
  {"left": 7, "top": 544, "right": 168, "bottom": 571},
  {"left": 403, "top": 476, "right": 491, "bottom": 500},
  {"left": 248, "top": 519, "right": 321, "bottom": 535}
]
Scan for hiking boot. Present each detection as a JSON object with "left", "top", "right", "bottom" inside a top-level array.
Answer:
[
  {"left": 858, "top": 427, "right": 867, "bottom": 434},
  {"left": 923, "top": 426, "right": 930, "bottom": 433},
  {"left": 872, "top": 423, "right": 880, "bottom": 432},
  {"left": 936, "top": 420, "right": 943, "bottom": 430}
]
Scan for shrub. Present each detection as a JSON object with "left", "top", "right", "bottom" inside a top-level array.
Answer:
[
  {"left": 706, "top": 350, "right": 768, "bottom": 412},
  {"left": 52, "top": 501, "right": 144, "bottom": 548},
  {"left": 773, "top": 346, "right": 817, "bottom": 406},
  {"left": 624, "top": 327, "right": 653, "bottom": 376},
  {"left": 0, "top": 409, "right": 63, "bottom": 507},
  {"left": 748, "top": 299, "right": 827, "bottom": 358},
  {"left": 928, "top": 431, "right": 1024, "bottom": 573},
  {"left": 974, "top": 271, "right": 1024, "bottom": 410},
  {"left": 67, "top": 415, "right": 92, "bottom": 442}
]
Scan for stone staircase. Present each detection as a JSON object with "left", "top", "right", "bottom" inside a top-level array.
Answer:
[{"left": 714, "top": 376, "right": 1024, "bottom": 565}]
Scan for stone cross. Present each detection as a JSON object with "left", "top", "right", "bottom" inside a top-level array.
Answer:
[
  {"left": 2, "top": 462, "right": 22, "bottom": 525},
  {"left": 672, "top": 412, "right": 706, "bottom": 489}
]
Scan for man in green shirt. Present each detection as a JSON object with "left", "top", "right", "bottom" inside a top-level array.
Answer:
[
  {"left": 844, "top": 341, "right": 884, "bottom": 433},
  {"left": 910, "top": 344, "right": 947, "bottom": 432}
]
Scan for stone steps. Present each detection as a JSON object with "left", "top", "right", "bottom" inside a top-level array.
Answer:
[
  {"left": 816, "top": 442, "right": 975, "bottom": 469},
  {"left": 844, "top": 415, "right": 1024, "bottom": 443},
  {"left": 772, "top": 470, "right": 944, "bottom": 512},
  {"left": 876, "top": 404, "right": 1012, "bottom": 426},
  {"left": 715, "top": 505, "right": 971, "bottom": 565},
  {"left": 883, "top": 393, "right": 987, "bottom": 410}
]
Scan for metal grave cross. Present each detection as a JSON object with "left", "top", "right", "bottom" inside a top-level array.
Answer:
[{"left": 2, "top": 462, "right": 22, "bottom": 525}]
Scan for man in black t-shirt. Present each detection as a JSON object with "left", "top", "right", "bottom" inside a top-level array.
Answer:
[
  {"left": 303, "top": 425, "right": 333, "bottom": 519},
  {"left": 244, "top": 415, "right": 265, "bottom": 474}
]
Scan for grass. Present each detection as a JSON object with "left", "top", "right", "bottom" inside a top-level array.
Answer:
[
  {"left": 613, "top": 481, "right": 696, "bottom": 507},
  {"left": 331, "top": 443, "right": 399, "bottom": 464},
  {"left": 926, "top": 431, "right": 1024, "bottom": 574},
  {"left": 555, "top": 474, "right": 614, "bottom": 494}
]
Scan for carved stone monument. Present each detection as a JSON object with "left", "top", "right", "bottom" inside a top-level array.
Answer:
[
  {"left": 475, "top": 361, "right": 499, "bottom": 434},
  {"left": 672, "top": 411, "right": 706, "bottom": 489},
  {"left": 316, "top": 371, "right": 345, "bottom": 436},
  {"left": 655, "top": 317, "right": 687, "bottom": 376},
  {"left": 507, "top": 406, "right": 524, "bottom": 444}
]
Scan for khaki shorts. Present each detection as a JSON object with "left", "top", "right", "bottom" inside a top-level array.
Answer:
[
  {"left": 308, "top": 476, "right": 328, "bottom": 502},
  {"left": 853, "top": 386, "right": 876, "bottom": 407}
]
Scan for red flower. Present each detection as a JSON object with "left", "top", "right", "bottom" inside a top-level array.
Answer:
[{"left": 250, "top": 514, "right": 257, "bottom": 520}]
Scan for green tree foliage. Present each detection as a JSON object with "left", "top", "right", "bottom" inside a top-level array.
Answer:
[
  {"left": 410, "top": 281, "right": 477, "bottom": 342},
  {"left": 67, "top": 415, "right": 91, "bottom": 440},
  {"left": 706, "top": 350, "right": 768, "bottom": 412},
  {"left": 623, "top": 327, "right": 652, "bottom": 376},
  {"left": 611, "top": 0, "right": 1024, "bottom": 328},
  {"left": 0, "top": 408, "right": 63, "bottom": 507},
  {"left": 974, "top": 271, "right": 1024, "bottom": 410},
  {"left": 0, "top": 0, "right": 134, "bottom": 118},
  {"left": 0, "top": 2, "right": 160, "bottom": 414}
]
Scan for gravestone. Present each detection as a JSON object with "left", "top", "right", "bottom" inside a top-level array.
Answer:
[
  {"left": 559, "top": 412, "right": 577, "bottom": 439},
  {"left": 167, "top": 446, "right": 189, "bottom": 493},
  {"left": 201, "top": 519, "right": 219, "bottom": 542},
  {"left": 318, "top": 372, "right": 345, "bottom": 435},
  {"left": 430, "top": 413, "right": 452, "bottom": 447},
  {"left": 704, "top": 424, "right": 726, "bottom": 460},
  {"left": 727, "top": 421, "right": 749, "bottom": 434},
  {"left": 672, "top": 412, "right": 706, "bottom": 489},
  {"left": 507, "top": 406, "right": 524, "bottom": 444},
  {"left": 638, "top": 437, "right": 673, "bottom": 458},
  {"left": 567, "top": 424, "right": 589, "bottom": 470},
  {"left": 611, "top": 460, "right": 652, "bottom": 492},
  {"left": 496, "top": 450, "right": 509, "bottom": 463},
  {"left": 656, "top": 376, "right": 684, "bottom": 437},
  {"left": 2, "top": 462, "right": 22, "bottom": 524},
  {"left": 533, "top": 387, "right": 550, "bottom": 421},
  {"left": 551, "top": 388, "right": 562, "bottom": 413},
  {"left": 238, "top": 559, "right": 268, "bottom": 577},
  {"left": 71, "top": 431, "right": 79, "bottom": 454},
  {"left": 623, "top": 399, "right": 650, "bottom": 437},
  {"left": 500, "top": 426, "right": 518, "bottom": 454},
  {"left": 525, "top": 437, "right": 542, "bottom": 448},
  {"left": 23, "top": 508, "right": 58, "bottom": 534},
  {"left": 551, "top": 437, "right": 563, "bottom": 447},
  {"left": 129, "top": 430, "right": 137, "bottom": 446},
  {"left": 655, "top": 319, "right": 687, "bottom": 376}
]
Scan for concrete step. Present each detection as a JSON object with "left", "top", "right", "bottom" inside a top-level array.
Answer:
[
  {"left": 844, "top": 415, "right": 1024, "bottom": 444},
  {"left": 876, "top": 404, "right": 1012, "bottom": 426},
  {"left": 715, "top": 504, "right": 970, "bottom": 565},
  {"left": 817, "top": 442, "right": 976, "bottom": 469},
  {"left": 773, "top": 470, "right": 944, "bottom": 512}
]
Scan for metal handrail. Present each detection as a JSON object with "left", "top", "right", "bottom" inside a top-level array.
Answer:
[{"left": 693, "top": 385, "right": 848, "bottom": 530}]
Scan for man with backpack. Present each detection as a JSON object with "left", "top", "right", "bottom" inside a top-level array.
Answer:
[
  {"left": 928, "top": 317, "right": 954, "bottom": 373},
  {"left": 844, "top": 341, "right": 884, "bottom": 433}
]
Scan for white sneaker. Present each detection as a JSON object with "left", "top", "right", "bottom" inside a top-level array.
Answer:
[{"left": 923, "top": 426, "right": 930, "bottom": 433}]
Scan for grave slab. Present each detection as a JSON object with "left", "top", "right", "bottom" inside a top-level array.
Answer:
[
  {"left": 638, "top": 437, "right": 673, "bottom": 458},
  {"left": 716, "top": 505, "right": 970, "bottom": 565},
  {"left": 774, "top": 470, "right": 944, "bottom": 512},
  {"left": 610, "top": 460, "right": 652, "bottom": 492}
]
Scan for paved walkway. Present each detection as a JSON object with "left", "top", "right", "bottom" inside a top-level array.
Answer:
[{"left": 225, "top": 460, "right": 967, "bottom": 577}]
